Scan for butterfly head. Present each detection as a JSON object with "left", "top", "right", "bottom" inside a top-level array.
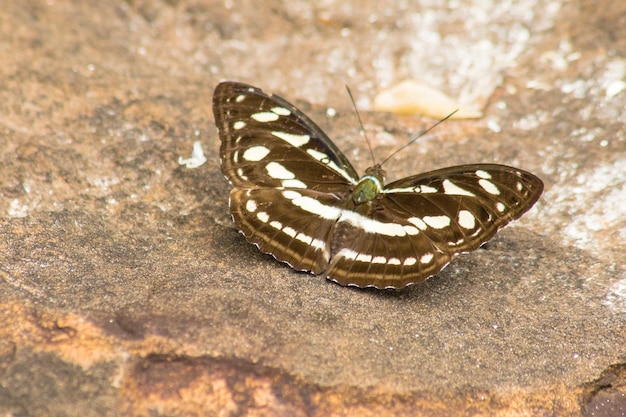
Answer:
[{"left": 352, "top": 165, "right": 386, "bottom": 205}]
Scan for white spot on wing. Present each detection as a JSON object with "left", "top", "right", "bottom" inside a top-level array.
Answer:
[
  {"left": 266, "top": 162, "right": 295, "bottom": 179},
  {"left": 311, "top": 238, "right": 326, "bottom": 251},
  {"left": 271, "top": 131, "right": 310, "bottom": 147},
  {"left": 450, "top": 237, "right": 464, "bottom": 246},
  {"left": 271, "top": 107, "right": 291, "bottom": 116},
  {"left": 458, "top": 210, "right": 476, "bottom": 229},
  {"left": 516, "top": 182, "right": 523, "bottom": 192},
  {"left": 295, "top": 233, "right": 312, "bottom": 245},
  {"left": 403, "top": 225, "right": 419, "bottom": 235},
  {"left": 336, "top": 248, "right": 358, "bottom": 260},
  {"left": 419, "top": 185, "right": 438, "bottom": 193},
  {"left": 420, "top": 253, "right": 434, "bottom": 264},
  {"left": 307, "top": 148, "right": 329, "bottom": 161},
  {"left": 236, "top": 168, "right": 248, "bottom": 181},
  {"left": 340, "top": 211, "right": 408, "bottom": 236},
  {"left": 281, "top": 179, "right": 308, "bottom": 188},
  {"left": 242, "top": 146, "right": 271, "bottom": 161},
  {"left": 306, "top": 147, "right": 357, "bottom": 184},
  {"left": 332, "top": 163, "right": 358, "bottom": 184},
  {"left": 233, "top": 121, "right": 246, "bottom": 130},
  {"left": 479, "top": 179, "right": 500, "bottom": 195},
  {"left": 245, "top": 200, "right": 257, "bottom": 212},
  {"left": 372, "top": 256, "right": 387, "bottom": 264},
  {"left": 476, "top": 170, "right": 492, "bottom": 179},
  {"left": 270, "top": 220, "right": 282, "bottom": 230},
  {"left": 235, "top": 95, "right": 246, "bottom": 102},
  {"left": 408, "top": 217, "right": 428, "bottom": 230},
  {"left": 496, "top": 202, "right": 506, "bottom": 212},
  {"left": 282, "top": 190, "right": 301, "bottom": 200},
  {"left": 388, "top": 258, "right": 401, "bottom": 265},
  {"left": 382, "top": 186, "right": 415, "bottom": 193},
  {"left": 356, "top": 253, "right": 372, "bottom": 263},
  {"left": 257, "top": 211, "right": 269, "bottom": 223},
  {"left": 404, "top": 257, "right": 417, "bottom": 266},
  {"left": 282, "top": 191, "right": 343, "bottom": 220},
  {"left": 251, "top": 112, "right": 280, "bottom": 122},
  {"left": 283, "top": 226, "right": 296, "bottom": 238},
  {"left": 422, "top": 215, "right": 451, "bottom": 229},
  {"left": 443, "top": 180, "right": 475, "bottom": 196}
]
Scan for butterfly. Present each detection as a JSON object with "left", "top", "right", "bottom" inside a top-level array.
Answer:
[{"left": 213, "top": 81, "right": 543, "bottom": 289}]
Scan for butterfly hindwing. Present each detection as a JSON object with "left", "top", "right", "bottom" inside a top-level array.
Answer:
[{"left": 229, "top": 187, "right": 342, "bottom": 274}]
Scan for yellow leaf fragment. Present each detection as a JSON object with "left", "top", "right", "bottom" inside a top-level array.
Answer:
[{"left": 373, "top": 79, "right": 482, "bottom": 119}]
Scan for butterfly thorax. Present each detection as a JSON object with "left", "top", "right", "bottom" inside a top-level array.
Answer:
[{"left": 351, "top": 165, "right": 386, "bottom": 206}]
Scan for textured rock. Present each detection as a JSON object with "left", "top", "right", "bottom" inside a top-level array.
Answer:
[{"left": 0, "top": 0, "right": 625, "bottom": 416}]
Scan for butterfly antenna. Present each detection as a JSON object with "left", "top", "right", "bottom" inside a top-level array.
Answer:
[
  {"left": 379, "top": 109, "right": 459, "bottom": 167},
  {"left": 346, "top": 85, "right": 377, "bottom": 166}
]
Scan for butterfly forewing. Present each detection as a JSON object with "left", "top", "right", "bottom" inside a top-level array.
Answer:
[
  {"left": 213, "top": 81, "right": 544, "bottom": 289},
  {"left": 214, "top": 82, "right": 359, "bottom": 191},
  {"left": 385, "top": 164, "right": 543, "bottom": 246}
]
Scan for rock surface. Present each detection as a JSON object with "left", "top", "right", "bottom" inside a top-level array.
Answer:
[{"left": 0, "top": 1, "right": 625, "bottom": 416}]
